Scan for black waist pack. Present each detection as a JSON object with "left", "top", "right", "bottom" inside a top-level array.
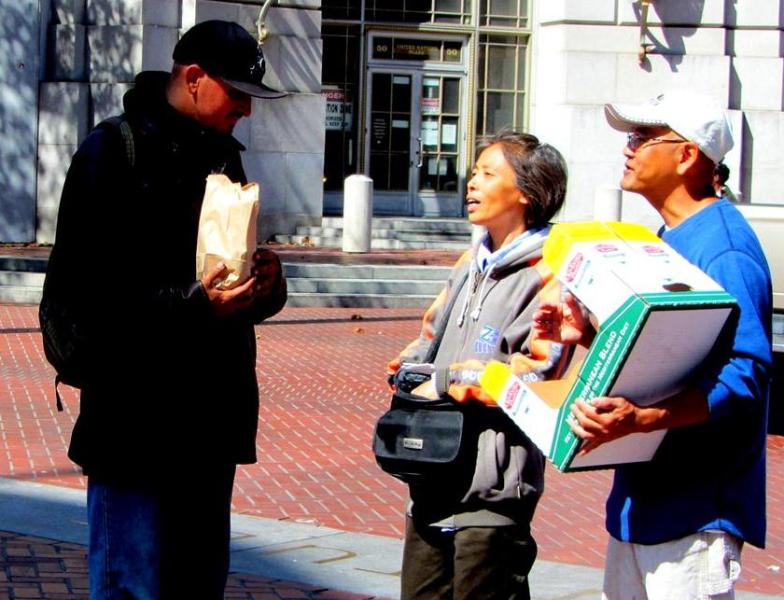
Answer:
[
  {"left": 373, "top": 372, "right": 476, "bottom": 484},
  {"left": 373, "top": 271, "right": 474, "bottom": 484}
]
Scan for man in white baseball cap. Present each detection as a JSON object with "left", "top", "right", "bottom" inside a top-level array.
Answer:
[
  {"left": 540, "top": 91, "right": 773, "bottom": 598},
  {"left": 604, "top": 90, "right": 734, "bottom": 164}
]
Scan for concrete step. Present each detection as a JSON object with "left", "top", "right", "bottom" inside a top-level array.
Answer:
[
  {"left": 0, "top": 258, "right": 449, "bottom": 309},
  {"left": 0, "top": 270, "right": 45, "bottom": 304},
  {"left": 283, "top": 263, "right": 450, "bottom": 281},
  {"left": 321, "top": 216, "right": 471, "bottom": 234},
  {"left": 0, "top": 256, "right": 48, "bottom": 272},
  {"left": 0, "top": 271, "right": 45, "bottom": 286},
  {"left": 287, "top": 277, "right": 443, "bottom": 296},
  {"left": 274, "top": 235, "right": 470, "bottom": 251},
  {"left": 285, "top": 292, "right": 434, "bottom": 309},
  {"left": 0, "top": 286, "right": 42, "bottom": 305},
  {"left": 293, "top": 226, "right": 470, "bottom": 242}
]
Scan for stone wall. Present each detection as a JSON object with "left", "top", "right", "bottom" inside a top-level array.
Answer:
[
  {"left": 530, "top": 0, "right": 784, "bottom": 231},
  {"left": 0, "top": 0, "right": 42, "bottom": 243},
  {"left": 27, "top": 0, "right": 323, "bottom": 244}
]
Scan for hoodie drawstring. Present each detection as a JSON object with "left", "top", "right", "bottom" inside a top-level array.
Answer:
[
  {"left": 456, "top": 260, "right": 476, "bottom": 327},
  {"left": 470, "top": 264, "right": 495, "bottom": 321}
]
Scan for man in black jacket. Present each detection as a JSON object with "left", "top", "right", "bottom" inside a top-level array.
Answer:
[{"left": 44, "top": 20, "right": 287, "bottom": 599}]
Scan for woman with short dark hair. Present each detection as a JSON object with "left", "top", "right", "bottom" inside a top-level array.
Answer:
[{"left": 387, "top": 131, "right": 571, "bottom": 599}]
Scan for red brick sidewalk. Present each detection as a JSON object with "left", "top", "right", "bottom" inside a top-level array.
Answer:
[
  {"left": 0, "top": 530, "right": 382, "bottom": 600},
  {"left": 1, "top": 304, "right": 782, "bottom": 596}
]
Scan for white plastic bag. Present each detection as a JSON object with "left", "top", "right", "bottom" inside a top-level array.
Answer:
[{"left": 196, "top": 174, "right": 259, "bottom": 290}]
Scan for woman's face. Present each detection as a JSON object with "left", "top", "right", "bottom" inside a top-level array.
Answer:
[{"left": 465, "top": 143, "right": 527, "bottom": 233}]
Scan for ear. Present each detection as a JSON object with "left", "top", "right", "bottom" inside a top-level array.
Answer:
[
  {"left": 675, "top": 142, "right": 702, "bottom": 176},
  {"left": 183, "top": 64, "right": 206, "bottom": 94}
]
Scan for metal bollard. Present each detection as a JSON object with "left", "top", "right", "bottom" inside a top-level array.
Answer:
[
  {"left": 593, "top": 186, "right": 622, "bottom": 221},
  {"left": 342, "top": 174, "right": 373, "bottom": 253}
]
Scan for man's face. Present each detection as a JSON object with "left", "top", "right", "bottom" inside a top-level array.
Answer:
[
  {"left": 619, "top": 126, "right": 686, "bottom": 196},
  {"left": 193, "top": 73, "right": 252, "bottom": 134}
]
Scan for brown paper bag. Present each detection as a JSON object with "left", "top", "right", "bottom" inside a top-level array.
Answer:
[{"left": 196, "top": 174, "right": 260, "bottom": 290}]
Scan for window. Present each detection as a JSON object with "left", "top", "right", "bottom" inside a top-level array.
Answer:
[
  {"left": 475, "top": 34, "right": 528, "bottom": 136},
  {"left": 321, "top": 25, "right": 361, "bottom": 191},
  {"left": 321, "top": 0, "right": 361, "bottom": 20},
  {"left": 369, "top": 73, "right": 413, "bottom": 191},
  {"left": 479, "top": 0, "right": 529, "bottom": 28},
  {"left": 419, "top": 77, "right": 461, "bottom": 192},
  {"left": 364, "top": 0, "right": 472, "bottom": 24}
]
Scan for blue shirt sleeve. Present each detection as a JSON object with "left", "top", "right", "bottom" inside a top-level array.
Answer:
[{"left": 696, "top": 250, "right": 772, "bottom": 419}]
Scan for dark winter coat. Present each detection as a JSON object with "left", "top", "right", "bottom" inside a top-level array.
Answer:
[{"left": 48, "top": 71, "right": 286, "bottom": 481}]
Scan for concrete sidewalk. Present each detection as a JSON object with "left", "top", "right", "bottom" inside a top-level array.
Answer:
[{"left": 0, "top": 477, "right": 780, "bottom": 600}]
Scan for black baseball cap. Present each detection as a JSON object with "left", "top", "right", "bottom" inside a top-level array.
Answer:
[{"left": 173, "top": 20, "right": 285, "bottom": 99}]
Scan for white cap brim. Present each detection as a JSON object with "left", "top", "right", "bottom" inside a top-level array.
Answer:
[{"left": 604, "top": 102, "right": 669, "bottom": 132}]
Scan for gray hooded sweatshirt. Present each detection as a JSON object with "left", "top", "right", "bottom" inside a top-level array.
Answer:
[{"left": 395, "top": 227, "right": 571, "bottom": 528}]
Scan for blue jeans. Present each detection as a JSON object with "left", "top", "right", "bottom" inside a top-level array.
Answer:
[{"left": 87, "top": 464, "right": 236, "bottom": 600}]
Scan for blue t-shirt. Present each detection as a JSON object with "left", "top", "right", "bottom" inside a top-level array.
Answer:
[{"left": 606, "top": 199, "right": 773, "bottom": 548}]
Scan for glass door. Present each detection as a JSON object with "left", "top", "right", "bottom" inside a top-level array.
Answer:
[
  {"left": 368, "top": 71, "right": 416, "bottom": 214},
  {"left": 366, "top": 69, "right": 466, "bottom": 217},
  {"left": 416, "top": 75, "right": 462, "bottom": 215}
]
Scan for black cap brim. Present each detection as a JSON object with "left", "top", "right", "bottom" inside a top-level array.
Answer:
[{"left": 223, "top": 77, "right": 287, "bottom": 99}]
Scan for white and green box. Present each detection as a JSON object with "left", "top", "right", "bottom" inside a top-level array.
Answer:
[{"left": 481, "top": 222, "right": 736, "bottom": 472}]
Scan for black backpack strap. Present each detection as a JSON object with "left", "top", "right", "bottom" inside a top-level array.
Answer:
[
  {"left": 424, "top": 270, "right": 469, "bottom": 363},
  {"left": 393, "top": 270, "right": 470, "bottom": 396},
  {"left": 55, "top": 374, "right": 64, "bottom": 412},
  {"left": 392, "top": 270, "right": 469, "bottom": 393},
  {"left": 97, "top": 116, "right": 135, "bottom": 170}
]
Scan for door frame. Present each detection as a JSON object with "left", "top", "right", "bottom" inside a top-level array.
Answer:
[{"left": 363, "top": 31, "right": 470, "bottom": 217}]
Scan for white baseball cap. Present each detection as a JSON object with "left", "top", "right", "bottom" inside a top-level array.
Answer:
[{"left": 604, "top": 91, "right": 733, "bottom": 164}]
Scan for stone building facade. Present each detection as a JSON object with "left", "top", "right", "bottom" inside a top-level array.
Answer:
[
  {"left": 0, "top": 1, "right": 782, "bottom": 244},
  {"left": 1, "top": 0, "right": 323, "bottom": 244}
]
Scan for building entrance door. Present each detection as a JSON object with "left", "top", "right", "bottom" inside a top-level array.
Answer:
[{"left": 366, "top": 68, "right": 466, "bottom": 217}]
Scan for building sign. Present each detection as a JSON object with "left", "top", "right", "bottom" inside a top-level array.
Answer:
[
  {"left": 422, "top": 78, "right": 441, "bottom": 115},
  {"left": 371, "top": 115, "right": 389, "bottom": 148},
  {"left": 322, "top": 88, "right": 353, "bottom": 131},
  {"left": 372, "top": 37, "right": 462, "bottom": 63},
  {"left": 393, "top": 39, "right": 440, "bottom": 61}
]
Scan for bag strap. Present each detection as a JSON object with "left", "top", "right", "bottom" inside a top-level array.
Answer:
[
  {"left": 424, "top": 270, "right": 469, "bottom": 363},
  {"left": 97, "top": 116, "right": 135, "bottom": 170}
]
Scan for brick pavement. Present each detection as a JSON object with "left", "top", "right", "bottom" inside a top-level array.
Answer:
[
  {"left": 0, "top": 303, "right": 783, "bottom": 596},
  {"left": 0, "top": 530, "right": 381, "bottom": 599}
]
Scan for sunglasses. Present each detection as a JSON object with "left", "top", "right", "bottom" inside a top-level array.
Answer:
[{"left": 626, "top": 132, "right": 686, "bottom": 152}]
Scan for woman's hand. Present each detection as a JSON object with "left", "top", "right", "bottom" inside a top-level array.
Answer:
[{"left": 532, "top": 292, "right": 594, "bottom": 347}]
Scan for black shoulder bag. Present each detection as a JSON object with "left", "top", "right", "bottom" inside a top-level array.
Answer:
[{"left": 372, "top": 272, "right": 477, "bottom": 484}]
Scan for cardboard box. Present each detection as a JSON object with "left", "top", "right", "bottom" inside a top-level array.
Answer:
[{"left": 480, "top": 222, "right": 736, "bottom": 472}]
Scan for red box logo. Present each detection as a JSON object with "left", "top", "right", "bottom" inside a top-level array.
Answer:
[{"left": 503, "top": 379, "right": 521, "bottom": 410}]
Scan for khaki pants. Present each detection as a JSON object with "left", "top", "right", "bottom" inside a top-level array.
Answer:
[
  {"left": 603, "top": 531, "right": 743, "bottom": 600},
  {"left": 401, "top": 515, "right": 537, "bottom": 600}
]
